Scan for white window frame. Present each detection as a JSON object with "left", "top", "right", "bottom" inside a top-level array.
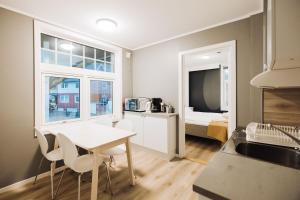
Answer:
[
  {"left": 88, "top": 78, "right": 114, "bottom": 118},
  {"left": 74, "top": 95, "right": 80, "bottom": 103},
  {"left": 60, "top": 95, "right": 70, "bottom": 103},
  {"left": 220, "top": 65, "right": 229, "bottom": 111},
  {"left": 62, "top": 82, "right": 68, "bottom": 88},
  {"left": 41, "top": 73, "right": 83, "bottom": 125},
  {"left": 34, "top": 20, "right": 123, "bottom": 127}
]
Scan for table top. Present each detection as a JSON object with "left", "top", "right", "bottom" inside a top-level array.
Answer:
[{"left": 40, "top": 121, "right": 136, "bottom": 150}]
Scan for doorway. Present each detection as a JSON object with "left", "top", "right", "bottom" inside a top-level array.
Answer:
[{"left": 178, "top": 41, "right": 236, "bottom": 160}]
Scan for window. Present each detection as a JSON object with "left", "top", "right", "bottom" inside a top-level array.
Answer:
[
  {"left": 45, "top": 76, "right": 80, "bottom": 122},
  {"left": 90, "top": 80, "right": 113, "bottom": 116},
  {"left": 40, "top": 33, "right": 115, "bottom": 72},
  {"left": 35, "top": 21, "right": 122, "bottom": 125},
  {"left": 221, "top": 66, "right": 229, "bottom": 111},
  {"left": 74, "top": 95, "right": 80, "bottom": 103},
  {"left": 62, "top": 82, "right": 68, "bottom": 88},
  {"left": 60, "top": 95, "right": 70, "bottom": 103}
]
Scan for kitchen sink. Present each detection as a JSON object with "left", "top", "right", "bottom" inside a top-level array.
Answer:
[{"left": 235, "top": 142, "right": 300, "bottom": 170}]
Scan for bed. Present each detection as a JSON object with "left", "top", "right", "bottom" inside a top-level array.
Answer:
[{"left": 185, "top": 109, "right": 228, "bottom": 143}]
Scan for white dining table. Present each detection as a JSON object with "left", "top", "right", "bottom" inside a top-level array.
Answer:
[{"left": 40, "top": 121, "right": 136, "bottom": 200}]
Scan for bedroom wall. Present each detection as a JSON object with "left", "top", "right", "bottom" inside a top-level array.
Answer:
[
  {"left": 189, "top": 69, "right": 221, "bottom": 112},
  {"left": 132, "top": 13, "right": 263, "bottom": 127}
]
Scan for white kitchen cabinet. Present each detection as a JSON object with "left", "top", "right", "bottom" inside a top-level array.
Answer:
[
  {"left": 123, "top": 112, "right": 144, "bottom": 146},
  {"left": 123, "top": 111, "right": 177, "bottom": 160},
  {"left": 143, "top": 116, "right": 168, "bottom": 153},
  {"left": 266, "top": 0, "right": 300, "bottom": 70}
]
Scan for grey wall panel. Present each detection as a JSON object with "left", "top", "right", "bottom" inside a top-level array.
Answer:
[
  {"left": 132, "top": 14, "right": 263, "bottom": 127},
  {"left": 0, "top": 7, "right": 39, "bottom": 188}
]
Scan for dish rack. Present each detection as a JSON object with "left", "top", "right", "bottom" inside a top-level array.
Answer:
[{"left": 246, "top": 122, "right": 300, "bottom": 148}]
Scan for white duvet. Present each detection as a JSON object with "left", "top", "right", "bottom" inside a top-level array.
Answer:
[{"left": 185, "top": 110, "right": 227, "bottom": 126}]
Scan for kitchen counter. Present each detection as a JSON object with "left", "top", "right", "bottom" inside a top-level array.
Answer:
[
  {"left": 124, "top": 111, "right": 178, "bottom": 118},
  {"left": 193, "top": 130, "right": 300, "bottom": 200}
]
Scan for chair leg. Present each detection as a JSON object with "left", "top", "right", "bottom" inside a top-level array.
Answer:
[
  {"left": 103, "top": 162, "right": 113, "bottom": 195},
  {"left": 33, "top": 157, "right": 44, "bottom": 185},
  {"left": 53, "top": 168, "right": 66, "bottom": 199},
  {"left": 78, "top": 173, "right": 82, "bottom": 200},
  {"left": 109, "top": 155, "right": 116, "bottom": 167},
  {"left": 50, "top": 162, "right": 55, "bottom": 199}
]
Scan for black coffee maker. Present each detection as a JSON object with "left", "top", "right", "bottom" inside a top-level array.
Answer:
[{"left": 151, "top": 98, "right": 162, "bottom": 112}]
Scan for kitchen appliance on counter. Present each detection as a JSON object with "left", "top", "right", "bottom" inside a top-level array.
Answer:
[
  {"left": 124, "top": 97, "right": 150, "bottom": 112},
  {"left": 151, "top": 98, "right": 162, "bottom": 112},
  {"left": 165, "top": 104, "right": 174, "bottom": 113}
]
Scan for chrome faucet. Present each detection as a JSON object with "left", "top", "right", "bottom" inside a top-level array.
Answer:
[{"left": 269, "top": 124, "right": 300, "bottom": 146}]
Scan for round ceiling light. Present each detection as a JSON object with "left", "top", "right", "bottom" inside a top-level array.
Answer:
[
  {"left": 201, "top": 55, "right": 210, "bottom": 60},
  {"left": 96, "top": 18, "right": 118, "bottom": 32}
]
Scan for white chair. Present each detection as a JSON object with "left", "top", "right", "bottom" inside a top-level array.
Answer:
[
  {"left": 102, "top": 119, "right": 133, "bottom": 162},
  {"left": 34, "top": 128, "right": 63, "bottom": 200},
  {"left": 100, "top": 119, "right": 134, "bottom": 194},
  {"left": 55, "top": 133, "right": 108, "bottom": 200}
]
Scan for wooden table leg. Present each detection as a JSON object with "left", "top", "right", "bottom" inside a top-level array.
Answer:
[
  {"left": 125, "top": 138, "right": 135, "bottom": 186},
  {"left": 91, "top": 153, "right": 99, "bottom": 200}
]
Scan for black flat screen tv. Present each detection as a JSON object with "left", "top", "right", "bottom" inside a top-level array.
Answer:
[{"left": 189, "top": 68, "right": 221, "bottom": 113}]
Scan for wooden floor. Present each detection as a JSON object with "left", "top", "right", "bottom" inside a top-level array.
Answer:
[
  {"left": 0, "top": 147, "right": 206, "bottom": 200},
  {"left": 185, "top": 135, "right": 222, "bottom": 164}
]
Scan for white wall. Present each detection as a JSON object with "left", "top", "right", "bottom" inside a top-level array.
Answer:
[{"left": 122, "top": 49, "right": 133, "bottom": 99}]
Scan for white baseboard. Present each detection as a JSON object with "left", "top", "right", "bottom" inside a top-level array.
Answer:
[{"left": 0, "top": 166, "right": 66, "bottom": 194}]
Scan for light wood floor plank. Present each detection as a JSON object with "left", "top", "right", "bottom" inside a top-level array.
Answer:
[
  {"left": 0, "top": 146, "right": 206, "bottom": 200},
  {"left": 185, "top": 135, "right": 221, "bottom": 163}
]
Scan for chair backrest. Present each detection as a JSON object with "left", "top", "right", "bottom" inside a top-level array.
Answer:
[
  {"left": 116, "top": 119, "right": 134, "bottom": 131},
  {"left": 57, "top": 133, "right": 78, "bottom": 169},
  {"left": 35, "top": 128, "right": 49, "bottom": 157}
]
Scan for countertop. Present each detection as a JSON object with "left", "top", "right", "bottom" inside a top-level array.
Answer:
[
  {"left": 193, "top": 131, "right": 300, "bottom": 200},
  {"left": 124, "top": 111, "right": 178, "bottom": 118}
]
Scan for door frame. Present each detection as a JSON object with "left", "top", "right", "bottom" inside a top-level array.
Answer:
[{"left": 178, "top": 40, "right": 237, "bottom": 158}]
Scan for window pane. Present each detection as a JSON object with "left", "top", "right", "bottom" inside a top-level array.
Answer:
[
  {"left": 224, "top": 67, "right": 229, "bottom": 80},
  {"left": 105, "top": 63, "right": 113, "bottom": 72},
  {"left": 73, "top": 43, "right": 83, "bottom": 56},
  {"left": 57, "top": 38, "right": 72, "bottom": 53},
  {"left": 96, "top": 49, "right": 105, "bottom": 60},
  {"left": 90, "top": 80, "right": 113, "bottom": 116},
  {"left": 85, "top": 58, "right": 95, "bottom": 70},
  {"left": 45, "top": 76, "right": 80, "bottom": 122},
  {"left": 223, "top": 67, "right": 229, "bottom": 108},
  {"left": 41, "top": 34, "right": 55, "bottom": 50},
  {"left": 41, "top": 49, "right": 55, "bottom": 64},
  {"left": 57, "top": 53, "right": 71, "bottom": 66},
  {"left": 105, "top": 51, "right": 114, "bottom": 62},
  {"left": 96, "top": 61, "right": 105, "bottom": 71},
  {"left": 40, "top": 34, "right": 115, "bottom": 72},
  {"left": 72, "top": 56, "right": 83, "bottom": 68},
  {"left": 85, "top": 46, "right": 94, "bottom": 58}
]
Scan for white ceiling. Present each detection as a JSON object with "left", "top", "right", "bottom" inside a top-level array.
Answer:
[{"left": 0, "top": 0, "right": 263, "bottom": 50}]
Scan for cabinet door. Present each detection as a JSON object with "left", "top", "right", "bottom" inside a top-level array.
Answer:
[
  {"left": 143, "top": 116, "right": 168, "bottom": 153},
  {"left": 268, "top": 0, "right": 300, "bottom": 69},
  {"left": 124, "top": 113, "right": 144, "bottom": 145}
]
